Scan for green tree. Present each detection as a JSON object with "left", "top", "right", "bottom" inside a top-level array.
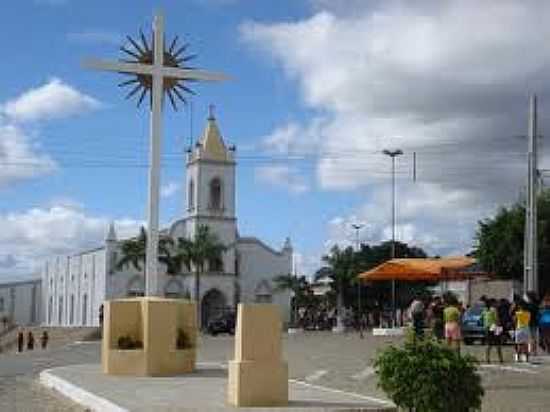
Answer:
[
  {"left": 116, "top": 226, "right": 177, "bottom": 282},
  {"left": 319, "top": 245, "right": 356, "bottom": 328},
  {"left": 475, "top": 189, "right": 550, "bottom": 295},
  {"left": 173, "top": 225, "right": 226, "bottom": 326},
  {"left": 317, "top": 241, "right": 428, "bottom": 316}
]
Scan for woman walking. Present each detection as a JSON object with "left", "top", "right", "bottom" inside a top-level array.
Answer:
[
  {"left": 514, "top": 301, "right": 531, "bottom": 362},
  {"left": 444, "top": 296, "right": 462, "bottom": 354},
  {"left": 483, "top": 299, "right": 503, "bottom": 363}
]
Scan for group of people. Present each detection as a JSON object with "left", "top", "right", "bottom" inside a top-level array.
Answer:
[
  {"left": 408, "top": 291, "right": 550, "bottom": 363},
  {"left": 17, "top": 329, "right": 48, "bottom": 353}
]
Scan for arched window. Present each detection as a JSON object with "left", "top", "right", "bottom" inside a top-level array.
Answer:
[
  {"left": 48, "top": 296, "right": 53, "bottom": 324},
  {"left": 58, "top": 296, "right": 64, "bottom": 325},
  {"left": 70, "top": 294, "right": 75, "bottom": 325},
  {"left": 82, "top": 294, "right": 88, "bottom": 326},
  {"left": 209, "top": 178, "right": 222, "bottom": 210},
  {"left": 188, "top": 179, "right": 195, "bottom": 210}
]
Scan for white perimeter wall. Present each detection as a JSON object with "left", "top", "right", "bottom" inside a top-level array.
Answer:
[{"left": 0, "top": 279, "right": 41, "bottom": 326}]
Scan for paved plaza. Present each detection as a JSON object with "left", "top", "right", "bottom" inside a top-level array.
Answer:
[{"left": 1, "top": 332, "right": 550, "bottom": 411}]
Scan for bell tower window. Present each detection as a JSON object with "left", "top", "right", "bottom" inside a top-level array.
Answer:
[
  {"left": 209, "top": 178, "right": 222, "bottom": 210},
  {"left": 188, "top": 179, "right": 195, "bottom": 210}
]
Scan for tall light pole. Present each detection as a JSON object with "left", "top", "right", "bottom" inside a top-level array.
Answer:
[
  {"left": 383, "top": 149, "right": 403, "bottom": 328},
  {"left": 352, "top": 223, "right": 364, "bottom": 338},
  {"left": 524, "top": 95, "right": 539, "bottom": 296}
]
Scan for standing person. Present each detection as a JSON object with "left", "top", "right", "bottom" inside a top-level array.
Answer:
[
  {"left": 27, "top": 331, "right": 34, "bottom": 351},
  {"left": 539, "top": 294, "right": 550, "bottom": 353},
  {"left": 444, "top": 297, "right": 462, "bottom": 354},
  {"left": 497, "top": 298, "right": 512, "bottom": 336},
  {"left": 409, "top": 294, "right": 425, "bottom": 339},
  {"left": 514, "top": 301, "right": 531, "bottom": 362},
  {"left": 17, "top": 328, "right": 24, "bottom": 353},
  {"left": 482, "top": 299, "right": 504, "bottom": 363},
  {"left": 40, "top": 331, "right": 49, "bottom": 350},
  {"left": 431, "top": 296, "right": 445, "bottom": 341}
]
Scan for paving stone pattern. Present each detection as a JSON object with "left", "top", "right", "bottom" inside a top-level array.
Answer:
[{"left": 2, "top": 331, "right": 550, "bottom": 411}]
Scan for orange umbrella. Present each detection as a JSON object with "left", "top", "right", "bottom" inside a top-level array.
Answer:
[{"left": 358, "top": 257, "right": 485, "bottom": 282}]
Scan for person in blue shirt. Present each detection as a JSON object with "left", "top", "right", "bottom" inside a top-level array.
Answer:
[{"left": 540, "top": 294, "right": 550, "bottom": 353}]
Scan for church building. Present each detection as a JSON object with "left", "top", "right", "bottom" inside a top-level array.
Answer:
[{"left": 41, "top": 111, "right": 293, "bottom": 328}]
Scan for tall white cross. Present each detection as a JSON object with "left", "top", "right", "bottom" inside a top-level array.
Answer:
[{"left": 84, "top": 12, "right": 227, "bottom": 296}]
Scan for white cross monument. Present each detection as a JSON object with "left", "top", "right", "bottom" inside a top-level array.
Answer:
[{"left": 84, "top": 12, "right": 227, "bottom": 296}]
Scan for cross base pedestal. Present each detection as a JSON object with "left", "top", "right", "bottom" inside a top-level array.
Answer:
[{"left": 102, "top": 297, "right": 197, "bottom": 376}]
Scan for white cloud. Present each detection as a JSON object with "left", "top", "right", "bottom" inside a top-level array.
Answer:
[
  {"left": 160, "top": 181, "right": 181, "bottom": 198},
  {"left": 0, "top": 123, "right": 56, "bottom": 187},
  {"left": 0, "top": 79, "right": 102, "bottom": 187},
  {"left": 241, "top": 0, "right": 549, "bottom": 263},
  {"left": 255, "top": 164, "right": 309, "bottom": 194},
  {"left": 0, "top": 202, "right": 143, "bottom": 278},
  {"left": 2, "top": 78, "right": 100, "bottom": 122}
]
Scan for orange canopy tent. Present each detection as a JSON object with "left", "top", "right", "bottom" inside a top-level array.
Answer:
[{"left": 358, "top": 256, "right": 487, "bottom": 282}]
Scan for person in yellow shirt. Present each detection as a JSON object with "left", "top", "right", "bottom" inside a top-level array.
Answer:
[
  {"left": 514, "top": 302, "right": 531, "bottom": 362},
  {"left": 444, "top": 298, "right": 462, "bottom": 354}
]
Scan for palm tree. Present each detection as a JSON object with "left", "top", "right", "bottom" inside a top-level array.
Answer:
[
  {"left": 116, "top": 227, "right": 177, "bottom": 294},
  {"left": 318, "top": 245, "right": 355, "bottom": 331},
  {"left": 173, "top": 225, "right": 226, "bottom": 326}
]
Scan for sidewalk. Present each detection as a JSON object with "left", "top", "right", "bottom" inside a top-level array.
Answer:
[{"left": 40, "top": 363, "right": 395, "bottom": 412}]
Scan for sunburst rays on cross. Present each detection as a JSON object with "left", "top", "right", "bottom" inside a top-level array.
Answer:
[{"left": 118, "top": 30, "right": 197, "bottom": 110}]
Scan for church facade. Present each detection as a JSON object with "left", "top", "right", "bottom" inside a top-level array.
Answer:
[{"left": 41, "top": 113, "right": 293, "bottom": 328}]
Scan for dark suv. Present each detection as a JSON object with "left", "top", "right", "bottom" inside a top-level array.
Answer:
[{"left": 206, "top": 312, "right": 236, "bottom": 336}]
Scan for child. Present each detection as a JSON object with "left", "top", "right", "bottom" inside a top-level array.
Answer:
[{"left": 514, "top": 302, "right": 531, "bottom": 362}]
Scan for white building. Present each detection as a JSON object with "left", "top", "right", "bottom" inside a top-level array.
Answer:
[
  {"left": 0, "top": 279, "right": 41, "bottom": 326},
  {"left": 41, "top": 112, "right": 293, "bottom": 327}
]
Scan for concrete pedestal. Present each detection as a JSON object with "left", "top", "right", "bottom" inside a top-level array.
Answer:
[
  {"left": 102, "top": 297, "right": 197, "bottom": 376},
  {"left": 227, "top": 304, "right": 288, "bottom": 407}
]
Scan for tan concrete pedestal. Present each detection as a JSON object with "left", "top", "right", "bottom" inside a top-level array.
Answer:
[
  {"left": 227, "top": 303, "right": 288, "bottom": 407},
  {"left": 102, "top": 297, "right": 197, "bottom": 376}
]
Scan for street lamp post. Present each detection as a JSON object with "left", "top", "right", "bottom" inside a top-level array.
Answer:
[
  {"left": 383, "top": 149, "right": 403, "bottom": 328},
  {"left": 352, "top": 223, "right": 364, "bottom": 338}
]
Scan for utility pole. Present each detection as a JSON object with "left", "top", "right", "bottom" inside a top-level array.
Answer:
[
  {"left": 383, "top": 149, "right": 403, "bottom": 328},
  {"left": 352, "top": 223, "right": 364, "bottom": 338},
  {"left": 524, "top": 95, "right": 539, "bottom": 296}
]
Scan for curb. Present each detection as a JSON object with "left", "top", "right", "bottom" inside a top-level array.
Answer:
[{"left": 39, "top": 368, "right": 127, "bottom": 412}]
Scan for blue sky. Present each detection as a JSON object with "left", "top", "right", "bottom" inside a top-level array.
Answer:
[{"left": 2, "top": 0, "right": 550, "bottom": 281}]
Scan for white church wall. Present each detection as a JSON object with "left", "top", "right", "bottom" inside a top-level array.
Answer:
[
  {"left": 42, "top": 247, "right": 107, "bottom": 327},
  {"left": 237, "top": 238, "right": 292, "bottom": 322},
  {"left": 184, "top": 218, "right": 237, "bottom": 276}
]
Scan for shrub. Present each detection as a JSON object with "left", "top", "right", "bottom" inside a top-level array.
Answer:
[
  {"left": 374, "top": 337, "right": 484, "bottom": 412},
  {"left": 117, "top": 335, "right": 143, "bottom": 350},
  {"left": 176, "top": 328, "right": 193, "bottom": 350}
]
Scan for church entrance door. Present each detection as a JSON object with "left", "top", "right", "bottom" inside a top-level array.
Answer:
[{"left": 201, "top": 289, "right": 227, "bottom": 329}]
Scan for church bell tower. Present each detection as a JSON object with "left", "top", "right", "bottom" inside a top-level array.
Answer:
[{"left": 184, "top": 106, "right": 237, "bottom": 256}]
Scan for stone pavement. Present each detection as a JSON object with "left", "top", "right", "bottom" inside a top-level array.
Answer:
[
  {"left": 41, "top": 363, "right": 395, "bottom": 411},
  {"left": 3, "top": 332, "right": 550, "bottom": 411}
]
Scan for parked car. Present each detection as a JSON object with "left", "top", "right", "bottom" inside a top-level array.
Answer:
[
  {"left": 461, "top": 304, "right": 486, "bottom": 345},
  {"left": 206, "top": 312, "right": 235, "bottom": 336}
]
